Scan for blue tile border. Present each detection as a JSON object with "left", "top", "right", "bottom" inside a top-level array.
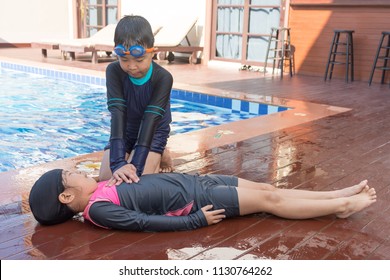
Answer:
[
  {"left": 1, "top": 61, "right": 290, "bottom": 116},
  {"left": 171, "top": 89, "right": 290, "bottom": 116},
  {"left": 0, "top": 61, "right": 106, "bottom": 87}
]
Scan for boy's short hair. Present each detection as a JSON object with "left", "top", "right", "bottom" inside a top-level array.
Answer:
[
  {"left": 29, "top": 169, "right": 75, "bottom": 225},
  {"left": 114, "top": 15, "right": 154, "bottom": 48}
]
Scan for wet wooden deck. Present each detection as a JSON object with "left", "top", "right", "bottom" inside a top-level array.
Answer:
[{"left": 1, "top": 48, "right": 390, "bottom": 260}]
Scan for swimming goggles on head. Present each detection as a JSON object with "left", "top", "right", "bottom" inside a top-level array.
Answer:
[{"left": 114, "top": 44, "right": 154, "bottom": 57}]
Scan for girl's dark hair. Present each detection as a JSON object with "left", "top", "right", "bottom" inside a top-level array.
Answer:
[{"left": 114, "top": 15, "right": 154, "bottom": 48}]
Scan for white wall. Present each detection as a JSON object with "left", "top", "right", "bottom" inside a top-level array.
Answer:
[
  {"left": 0, "top": 0, "right": 206, "bottom": 46},
  {"left": 120, "top": 0, "right": 206, "bottom": 47},
  {"left": 0, "top": 0, "right": 71, "bottom": 44}
]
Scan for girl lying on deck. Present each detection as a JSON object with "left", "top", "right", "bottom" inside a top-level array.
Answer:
[{"left": 28, "top": 169, "right": 376, "bottom": 232}]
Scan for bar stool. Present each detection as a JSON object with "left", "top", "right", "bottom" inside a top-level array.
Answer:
[
  {"left": 263, "top": 27, "right": 293, "bottom": 79},
  {"left": 368, "top": 31, "right": 390, "bottom": 86},
  {"left": 324, "top": 30, "right": 354, "bottom": 82}
]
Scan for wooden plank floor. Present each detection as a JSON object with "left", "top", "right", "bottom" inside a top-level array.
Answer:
[{"left": 1, "top": 48, "right": 390, "bottom": 260}]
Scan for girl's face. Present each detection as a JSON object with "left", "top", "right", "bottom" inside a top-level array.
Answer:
[
  {"left": 117, "top": 51, "right": 154, "bottom": 79},
  {"left": 62, "top": 171, "right": 97, "bottom": 196}
]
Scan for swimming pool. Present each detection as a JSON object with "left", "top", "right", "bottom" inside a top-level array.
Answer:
[{"left": 0, "top": 63, "right": 288, "bottom": 172}]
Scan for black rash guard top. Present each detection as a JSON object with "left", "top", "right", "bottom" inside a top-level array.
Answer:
[
  {"left": 84, "top": 173, "right": 240, "bottom": 232},
  {"left": 106, "top": 60, "right": 173, "bottom": 176}
]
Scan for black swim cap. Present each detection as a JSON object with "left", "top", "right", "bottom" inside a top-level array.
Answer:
[{"left": 29, "top": 169, "right": 75, "bottom": 225}]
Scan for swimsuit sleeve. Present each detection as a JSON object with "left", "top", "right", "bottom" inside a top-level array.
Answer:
[
  {"left": 130, "top": 65, "right": 173, "bottom": 176},
  {"left": 106, "top": 62, "right": 128, "bottom": 173},
  {"left": 88, "top": 201, "right": 208, "bottom": 232}
]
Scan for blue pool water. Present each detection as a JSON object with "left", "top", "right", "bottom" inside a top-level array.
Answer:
[{"left": 0, "top": 66, "right": 288, "bottom": 172}]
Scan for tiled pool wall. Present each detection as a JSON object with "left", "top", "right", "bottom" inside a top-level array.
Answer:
[
  {"left": 0, "top": 61, "right": 289, "bottom": 115},
  {"left": 171, "top": 89, "right": 288, "bottom": 115},
  {"left": 0, "top": 61, "right": 106, "bottom": 87}
]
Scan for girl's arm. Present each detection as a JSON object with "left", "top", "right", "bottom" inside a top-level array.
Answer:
[{"left": 88, "top": 201, "right": 209, "bottom": 232}]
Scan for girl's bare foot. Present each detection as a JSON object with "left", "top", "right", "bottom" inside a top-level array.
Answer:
[
  {"left": 336, "top": 186, "right": 376, "bottom": 218},
  {"left": 333, "top": 180, "right": 368, "bottom": 198}
]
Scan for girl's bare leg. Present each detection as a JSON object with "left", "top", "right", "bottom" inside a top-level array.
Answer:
[
  {"left": 236, "top": 185, "right": 376, "bottom": 219},
  {"left": 237, "top": 178, "right": 368, "bottom": 200}
]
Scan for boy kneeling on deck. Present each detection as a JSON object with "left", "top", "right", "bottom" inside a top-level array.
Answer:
[{"left": 29, "top": 169, "right": 376, "bottom": 232}]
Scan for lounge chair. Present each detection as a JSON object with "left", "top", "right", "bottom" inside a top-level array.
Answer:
[
  {"left": 31, "top": 24, "right": 161, "bottom": 64},
  {"left": 30, "top": 40, "right": 60, "bottom": 58},
  {"left": 153, "top": 16, "right": 203, "bottom": 64},
  {"left": 58, "top": 24, "right": 117, "bottom": 64},
  {"left": 31, "top": 24, "right": 117, "bottom": 63},
  {"left": 95, "top": 16, "right": 203, "bottom": 64}
]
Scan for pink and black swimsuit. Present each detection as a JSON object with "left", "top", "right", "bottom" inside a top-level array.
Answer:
[{"left": 83, "top": 173, "right": 239, "bottom": 232}]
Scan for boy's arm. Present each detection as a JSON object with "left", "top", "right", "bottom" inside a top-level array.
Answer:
[
  {"left": 88, "top": 201, "right": 208, "bottom": 232},
  {"left": 131, "top": 67, "right": 173, "bottom": 176},
  {"left": 106, "top": 63, "right": 128, "bottom": 173}
]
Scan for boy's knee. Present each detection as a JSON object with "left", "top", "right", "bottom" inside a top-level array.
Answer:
[
  {"left": 143, "top": 152, "right": 161, "bottom": 174},
  {"left": 98, "top": 168, "right": 112, "bottom": 181}
]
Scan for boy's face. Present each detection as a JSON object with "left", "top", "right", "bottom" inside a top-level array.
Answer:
[{"left": 117, "top": 51, "right": 154, "bottom": 79}]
